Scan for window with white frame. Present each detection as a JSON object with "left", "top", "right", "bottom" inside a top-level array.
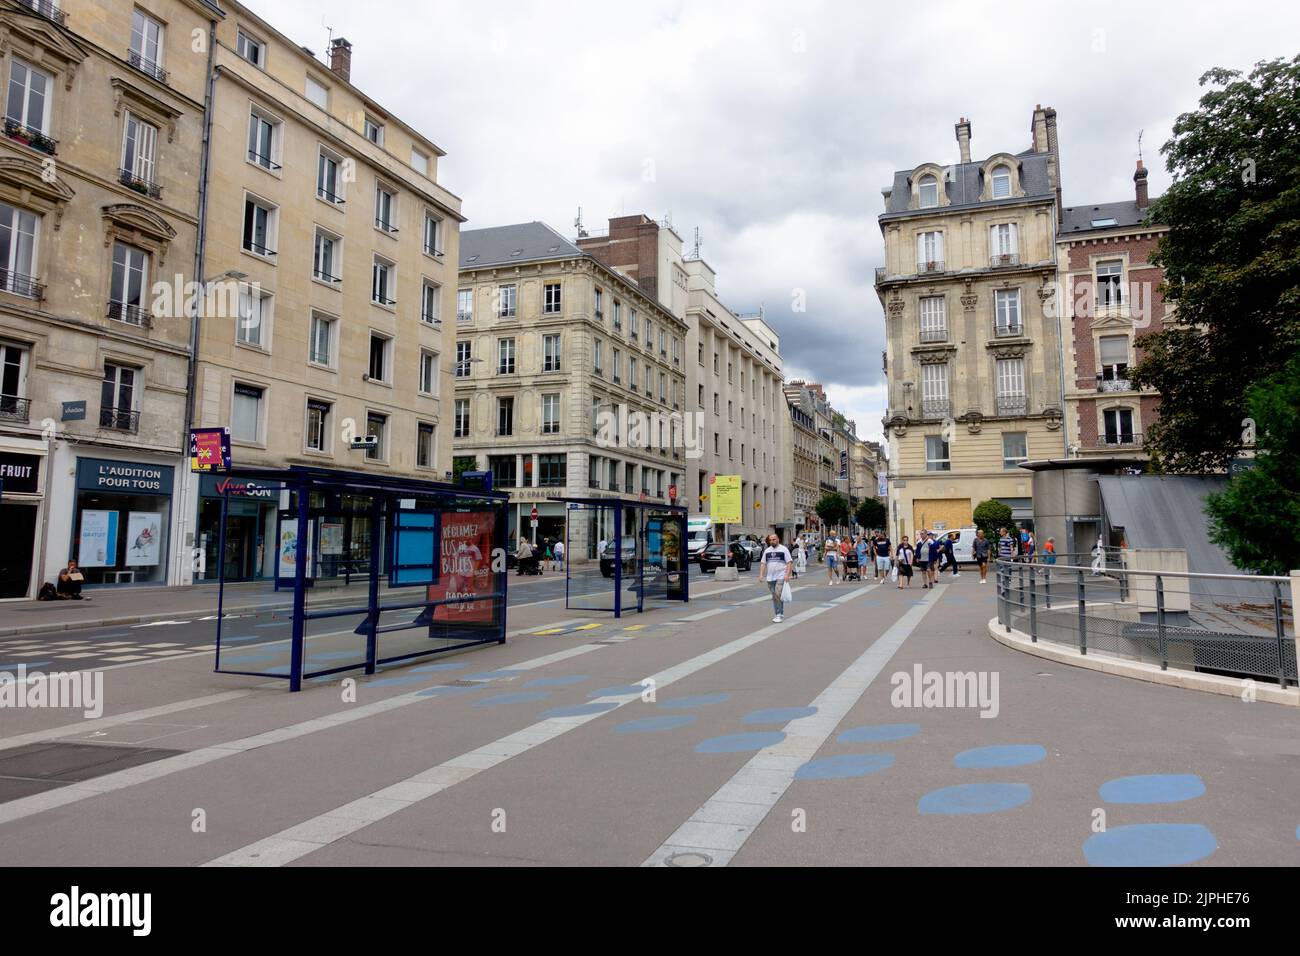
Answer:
[
  {"left": 612, "top": 299, "right": 621, "bottom": 329},
  {"left": 454, "top": 398, "right": 470, "bottom": 438},
  {"left": 925, "top": 434, "right": 950, "bottom": 471},
  {"left": 129, "top": 10, "right": 165, "bottom": 78},
  {"left": 236, "top": 30, "right": 265, "bottom": 67},
  {"left": 542, "top": 333, "right": 561, "bottom": 373},
  {"left": 644, "top": 363, "right": 651, "bottom": 394},
  {"left": 417, "top": 422, "right": 436, "bottom": 468},
  {"left": 454, "top": 341, "right": 472, "bottom": 378},
  {"left": 990, "top": 222, "right": 1018, "bottom": 259},
  {"left": 659, "top": 372, "right": 666, "bottom": 404},
  {"left": 411, "top": 149, "right": 429, "bottom": 176},
  {"left": 108, "top": 241, "right": 149, "bottom": 324},
  {"left": 375, "top": 185, "right": 397, "bottom": 233},
  {"left": 419, "top": 349, "right": 438, "bottom": 394},
  {"left": 308, "top": 312, "right": 334, "bottom": 366},
  {"left": 421, "top": 281, "right": 440, "bottom": 324},
  {"left": 1099, "top": 335, "right": 1130, "bottom": 381},
  {"left": 918, "top": 230, "right": 944, "bottom": 268},
  {"left": 5, "top": 58, "right": 51, "bottom": 134},
  {"left": 497, "top": 337, "right": 515, "bottom": 374},
  {"left": 305, "top": 76, "right": 328, "bottom": 109},
  {"left": 921, "top": 362, "right": 948, "bottom": 414},
  {"left": 246, "top": 108, "right": 279, "bottom": 170},
  {"left": 541, "top": 393, "right": 559, "bottom": 434},
  {"left": 317, "top": 149, "right": 343, "bottom": 203},
  {"left": 422, "top": 212, "right": 441, "bottom": 256},
  {"left": 121, "top": 112, "right": 158, "bottom": 188},
  {"left": 593, "top": 288, "right": 603, "bottom": 320},
  {"left": 918, "top": 174, "right": 939, "bottom": 208},
  {"left": 1096, "top": 260, "right": 1124, "bottom": 308},
  {"left": 371, "top": 256, "right": 394, "bottom": 305},
  {"left": 456, "top": 288, "right": 472, "bottom": 322},
  {"left": 544, "top": 282, "right": 562, "bottom": 314},
  {"left": 305, "top": 399, "right": 330, "bottom": 452},
  {"left": 1002, "top": 432, "right": 1028, "bottom": 469},
  {"left": 995, "top": 357, "right": 1026, "bottom": 414},
  {"left": 365, "top": 411, "right": 387, "bottom": 460},
  {"left": 100, "top": 362, "right": 138, "bottom": 430},
  {"left": 0, "top": 202, "right": 39, "bottom": 294},
  {"left": 629, "top": 357, "right": 638, "bottom": 391},
  {"left": 644, "top": 316, "right": 652, "bottom": 344},
  {"left": 611, "top": 348, "right": 621, "bottom": 383},
  {"left": 919, "top": 295, "right": 946, "bottom": 342},
  {"left": 364, "top": 116, "right": 384, "bottom": 146},
  {"left": 0, "top": 341, "right": 29, "bottom": 407},
  {"left": 497, "top": 396, "right": 514, "bottom": 436},
  {"left": 237, "top": 286, "right": 270, "bottom": 348},
  {"left": 242, "top": 196, "right": 276, "bottom": 256},
  {"left": 231, "top": 382, "right": 263, "bottom": 443},
  {"left": 994, "top": 288, "right": 1021, "bottom": 334},
  {"left": 593, "top": 338, "right": 603, "bottom": 375},
  {"left": 368, "top": 333, "right": 390, "bottom": 383},
  {"left": 312, "top": 229, "right": 340, "bottom": 283},
  {"left": 1104, "top": 407, "right": 1135, "bottom": 444},
  {"left": 497, "top": 284, "right": 517, "bottom": 318},
  {"left": 991, "top": 165, "right": 1012, "bottom": 199}
]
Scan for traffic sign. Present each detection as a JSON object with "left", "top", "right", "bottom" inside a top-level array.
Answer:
[{"left": 530, "top": 506, "right": 539, "bottom": 520}]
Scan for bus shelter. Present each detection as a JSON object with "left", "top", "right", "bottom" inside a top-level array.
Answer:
[
  {"left": 559, "top": 497, "right": 689, "bottom": 617},
  {"left": 210, "top": 466, "right": 510, "bottom": 691}
]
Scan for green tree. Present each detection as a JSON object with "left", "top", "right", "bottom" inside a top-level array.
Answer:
[
  {"left": 1130, "top": 56, "right": 1300, "bottom": 472},
  {"left": 815, "top": 493, "right": 850, "bottom": 530},
  {"left": 855, "top": 497, "right": 887, "bottom": 530},
  {"left": 1204, "top": 356, "right": 1300, "bottom": 573},
  {"left": 972, "top": 499, "right": 1013, "bottom": 541}
]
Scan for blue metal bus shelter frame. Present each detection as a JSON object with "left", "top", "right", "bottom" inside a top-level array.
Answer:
[{"left": 211, "top": 465, "right": 510, "bottom": 691}]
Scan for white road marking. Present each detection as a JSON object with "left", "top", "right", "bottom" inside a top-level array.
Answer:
[
  {"left": 643, "top": 583, "right": 942, "bottom": 867},
  {"left": 202, "top": 584, "right": 876, "bottom": 867}
]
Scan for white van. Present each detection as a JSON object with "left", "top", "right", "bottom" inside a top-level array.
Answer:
[
  {"left": 687, "top": 517, "right": 713, "bottom": 561},
  {"left": 929, "top": 527, "right": 978, "bottom": 563}
]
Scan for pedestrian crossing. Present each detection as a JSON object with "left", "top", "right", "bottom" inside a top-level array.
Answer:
[{"left": 0, "top": 635, "right": 211, "bottom": 664}]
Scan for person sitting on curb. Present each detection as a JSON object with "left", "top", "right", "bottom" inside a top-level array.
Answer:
[{"left": 56, "top": 560, "right": 86, "bottom": 600}]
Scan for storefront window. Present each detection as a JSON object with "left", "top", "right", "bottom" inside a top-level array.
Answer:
[{"left": 73, "top": 457, "right": 175, "bottom": 586}]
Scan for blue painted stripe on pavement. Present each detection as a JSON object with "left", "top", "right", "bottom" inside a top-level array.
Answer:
[
  {"left": 837, "top": 723, "right": 921, "bottom": 744},
  {"left": 795, "top": 753, "right": 895, "bottom": 780},
  {"left": 918, "top": 783, "right": 1031, "bottom": 815},
  {"left": 614, "top": 714, "right": 697, "bottom": 734},
  {"left": 696, "top": 731, "right": 786, "bottom": 754},
  {"left": 523, "top": 675, "right": 589, "bottom": 688},
  {"left": 415, "top": 684, "right": 480, "bottom": 697},
  {"left": 542, "top": 701, "right": 619, "bottom": 718},
  {"left": 1083, "top": 824, "right": 1217, "bottom": 867},
  {"left": 954, "top": 744, "right": 1047, "bottom": 769},
  {"left": 658, "top": 693, "right": 731, "bottom": 710},
  {"left": 743, "top": 706, "right": 818, "bottom": 724},
  {"left": 1099, "top": 774, "right": 1205, "bottom": 805},
  {"left": 473, "top": 691, "right": 553, "bottom": 708},
  {"left": 588, "top": 683, "right": 646, "bottom": 698}
]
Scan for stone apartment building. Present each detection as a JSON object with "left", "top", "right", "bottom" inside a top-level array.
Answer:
[
  {"left": 0, "top": 0, "right": 211, "bottom": 597},
  {"left": 1057, "top": 159, "right": 1167, "bottom": 459},
  {"left": 455, "top": 220, "right": 687, "bottom": 553},
  {"left": 786, "top": 398, "right": 819, "bottom": 535},
  {"left": 184, "top": 7, "right": 463, "bottom": 583},
  {"left": 875, "top": 109, "right": 1068, "bottom": 538}
]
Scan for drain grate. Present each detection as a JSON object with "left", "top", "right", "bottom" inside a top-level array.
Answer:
[
  {"left": 0, "top": 741, "right": 182, "bottom": 805},
  {"left": 665, "top": 851, "right": 713, "bottom": 867}
]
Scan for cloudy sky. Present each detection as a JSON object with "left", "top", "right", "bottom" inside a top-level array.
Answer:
[{"left": 268, "top": 0, "right": 1298, "bottom": 441}]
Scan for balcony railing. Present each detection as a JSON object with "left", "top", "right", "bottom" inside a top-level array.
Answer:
[
  {"left": 917, "top": 259, "right": 945, "bottom": 274},
  {"left": 100, "top": 407, "right": 140, "bottom": 432},
  {"left": 0, "top": 270, "right": 44, "bottom": 300},
  {"left": 247, "top": 150, "right": 281, "bottom": 171},
  {"left": 875, "top": 266, "right": 887, "bottom": 285},
  {"left": 127, "top": 51, "right": 168, "bottom": 85},
  {"left": 920, "top": 399, "right": 950, "bottom": 418},
  {"left": 106, "top": 301, "right": 151, "bottom": 327},
  {"left": 317, "top": 188, "right": 345, "bottom": 205},
  {"left": 993, "top": 320, "right": 1024, "bottom": 338},
  {"left": 1094, "top": 431, "right": 1143, "bottom": 448},
  {"left": 375, "top": 219, "right": 399, "bottom": 234},
  {"left": 243, "top": 241, "right": 276, "bottom": 258},
  {"left": 0, "top": 395, "right": 31, "bottom": 423},
  {"left": 424, "top": 244, "right": 443, "bottom": 257},
  {"left": 313, "top": 269, "right": 342, "bottom": 285},
  {"left": 18, "top": 0, "right": 67, "bottom": 25},
  {"left": 1098, "top": 377, "right": 1132, "bottom": 393},
  {"left": 372, "top": 294, "right": 396, "bottom": 307},
  {"left": 919, "top": 327, "right": 948, "bottom": 344},
  {"left": 990, "top": 252, "right": 1020, "bottom": 268},
  {"left": 119, "top": 168, "right": 162, "bottom": 199},
  {"left": 996, "top": 395, "right": 1028, "bottom": 417},
  {"left": 3, "top": 118, "right": 57, "bottom": 155},
  {"left": 456, "top": 311, "right": 472, "bottom": 322}
]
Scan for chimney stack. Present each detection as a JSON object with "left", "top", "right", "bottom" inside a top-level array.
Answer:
[
  {"left": 1134, "top": 159, "right": 1150, "bottom": 209},
  {"left": 329, "top": 37, "right": 352, "bottom": 83},
  {"left": 955, "top": 117, "right": 972, "bottom": 164}
]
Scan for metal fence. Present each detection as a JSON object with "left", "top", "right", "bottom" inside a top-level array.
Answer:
[{"left": 995, "top": 557, "right": 1296, "bottom": 687}]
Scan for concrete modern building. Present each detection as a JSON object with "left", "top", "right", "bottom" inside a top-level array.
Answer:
[
  {"left": 0, "top": 0, "right": 212, "bottom": 597},
  {"left": 455, "top": 220, "right": 688, "bottom": 554},
  {"left": 875, "top": 108, "right": 1068, "bottom": 539},
  {"left": 183, "top": 6, "right": 464, "bottom": 583},
  {"left": 1057, "top": 159, "right": 1168, "bottom": 459}
]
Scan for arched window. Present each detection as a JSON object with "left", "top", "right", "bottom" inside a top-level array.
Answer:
[
  {"left": 918, "top": 174, "right": 939, "bottom": 208},
  {"left": 991, "top": 165, "right": 1011, "bottom": 199}
]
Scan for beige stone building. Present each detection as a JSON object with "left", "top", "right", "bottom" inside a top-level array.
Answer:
[
  {"left": 786, "top": 398, "right": 819, "bottom": 536},
  {"left": 454, "top": 220, "right": 688, "bottom": 555},
  {"left": 185, "top": 6, "right": 463, "bottom": 582},
  {"left": 875, "top": 109, "right": 1068, "bottom": 538},
  {"left": 0, "top": 0, "right": 211, "bottom": 597}
]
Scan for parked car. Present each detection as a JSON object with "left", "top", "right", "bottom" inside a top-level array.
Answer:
[
  {"left": 599, "top": 541, "right": 639, "bottom": 578},
  {"left": 699, "top": 541, "right": 752, "bottom": 573},
  {"left": 729, "top": 535, "right": 763, "bottom": 564}
]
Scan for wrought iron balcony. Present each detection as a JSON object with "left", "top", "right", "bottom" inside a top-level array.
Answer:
[
  {"left": 875, "top": 266, "right": 887, "bottom": 284},
  {"left": 990, "top": 252, "right": 1020, "bottom": 267},
  {"left": 128, "top": 51, "right": 168, "bottom": 84},
  {"left": 3, "top": 118, "right": 57, "bottom": 155},
  {"left": 920, "top": 399, "right": 950, "bottom": 418},
  {"left": 247, "top": 150, "right": 281, "bottom": 171},
  {"left": 917, "top": 259, "right": 945, "bottom": 274},
  {"left": 0, "top": 270, "right": 44, "bottom": 300},
  {"left": 119, "top": 167, "right": 161, "bottom": 199},
  {"left": 919, "top": 327, "right": 948, "bottom": 344},
  {"left": 375, "top": 219, "right": 399, "bottom": 234},
  {"left": 317, "top": 187, "right": 345, "bottom": 204},
  {"left": 1097, "top": 377, "right": 1132, "bottom": 393},
  {"left": 1093, "top": 431, "right": 1143, "bottom": 448},
  {"left": 424, "top": 244, "right": 443, "bottom": 257},
  {"left": 17, "top": 0, "right": 67, "bottom": 25},
  {"left": 313, "top": 269, "right": 342, "bottom": 285},
  {"left": 0, "top": 395, "right": 31, "bottom": 423},
  {"left": 992, "top": 319, "right": 1024, "bottom": 338},
  {"left": 372, "top": 294, "right": 396, "bottom": 307},
  {"left": 106, "top": 301, "right": 152, "bottom": 327},
  {"left": 100, "top": 407, "right": 140, "bottom": 432},
  {"left": 996, "top": 395, "right": 1028, "bottom": 417},
  {"left": 456, "top": 311, "right": 472, "bottom": 322}
]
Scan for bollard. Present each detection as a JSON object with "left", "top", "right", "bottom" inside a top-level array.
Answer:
[
  {"left": 1045, "top": 565, "right": 1052, "bottom": 609},
  {"left": 1028, "top": 570, "right": 1038, "bottom": 643},
  {"left": 1077, "top": 569, "right": 1087, "bottom": 656},
  {"left": 1156, "top": 575, "right": 1168, "bottom": 671}
]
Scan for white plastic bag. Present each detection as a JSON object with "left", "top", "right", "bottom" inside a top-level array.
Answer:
[
  {"left": 780, "top": 581, "right": 793, "bottom": 604},
  {"left": 890, "top": 565, "right": 898, "bottom": 583}
]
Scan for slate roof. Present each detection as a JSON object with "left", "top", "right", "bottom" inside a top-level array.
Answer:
[
  {"left": 880, "top": 149, "right": 1055, "bottom": 219},
  {"left": 1060, "top": 199, "right": 1162, "bottom": 235},
  {"left": 459, "top": 221, "right": 584, "bottom": 269}
]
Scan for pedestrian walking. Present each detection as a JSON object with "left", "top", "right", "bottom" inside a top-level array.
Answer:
[
  {"left": 855, "top": 536, "right": 871, "bottom": 583},
  {"left": 824, "top": 534, "right": 839, "bottom": 585},
  {"left": 944, "top": 532, "right": 959, "bottom": 578},
  {"left": 795, "top": 539, "right": 808, "bottom": 576},
  {"left": 552, "top": 537, "right": 565, "bottom": 572},
  {"left": 760, "top": 533, "right": 793, "bottom": 623},
  {"left": 915, "top": 532, "right": 932, "bottom": 589},
  {"left": 973, "top": 529, "right": 990, "bottom": 584},
  {"left": 896, "top": 538, "right": 914, "bottom": 589},
  {"left": 874, "top": 532, "right": 892, "bottom": 580}
]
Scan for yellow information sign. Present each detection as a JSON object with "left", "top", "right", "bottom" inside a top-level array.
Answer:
[{"left": 710, "top": 474, "right": 742, "bottom": 524}]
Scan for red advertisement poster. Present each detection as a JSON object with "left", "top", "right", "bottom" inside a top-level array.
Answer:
[{"left": 428, "top": 511, "right": 497, "bottom": 623}]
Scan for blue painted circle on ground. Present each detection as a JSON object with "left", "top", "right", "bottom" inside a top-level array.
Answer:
[
  {"left": 918, "top": 782, "right": 1032, "bottom": 815},
  {"left": 954, "top": 744, "right": 1048, "bottom": 769},
  {"left": 614, "top": 714, "right": 697, "bottom": 734},
  {"left": 415, "top": 684, "right": 480, "bottom": 697},
  {"left": 366, "top": 675, "right": 428, "bottom": 687},
  {"left": 542, "top": 701, "right": 620, "bottom": 718},
  {"left": 524, "top": 675, "right": 589, "bottom": 688},
  {"left": 1099, "top": 774, "right": 1205, "bottom": 805},
  {"left": 410, "top": 662, "right": 468, "bottom": 673},
  {"left": 743, "top": 706, "right": 818, "bottom": 724},
  {"left": 657, "top": 693, "right": 731, "bottom": 710},
  {"left": 837, "top": 723, "right": 921, "bottom": 744},
  {"left": 696, "top": 731, "right": 786, "bottom": 754},
  {"left": 588, "top": 683, "right": 647, "bottom": 698},
  {"left": 465, "top": 669, "right": 527, "bottom": 681},
  {"left": 1083, "top": 824, "right": 1217, "bottom": 867},
  {"left": 795, "top": 753, "right": 895, "bottom": 780},
  {"left": 474, "top": 691, "right": 552, "bottom": 708}
]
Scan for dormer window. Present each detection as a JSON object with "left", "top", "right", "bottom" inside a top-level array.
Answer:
[
  {"left": 918, "top": 174, "right": 939, "bottom": 208},
  {"left": 991, "top": 165, "right": 1011, "bottom": 199}
]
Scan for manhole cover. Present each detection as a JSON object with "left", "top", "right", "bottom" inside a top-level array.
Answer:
[{"left": 665, "top": 851, "right": 713, "bottom": 867}]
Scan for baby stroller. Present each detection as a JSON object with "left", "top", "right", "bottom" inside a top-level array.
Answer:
[{"left": 843, "top": 550, "right": 861, "bottom": 582}]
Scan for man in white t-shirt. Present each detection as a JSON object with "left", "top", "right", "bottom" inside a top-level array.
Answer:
[
  {"left": 552, "top": 538, "right": 564, "bottom": 571},
  {"left": 824, "top": 535, "right": 839, "bottom": 585},
  {"left": 759, "top": 533, "right": 793, "bottom": 623}
]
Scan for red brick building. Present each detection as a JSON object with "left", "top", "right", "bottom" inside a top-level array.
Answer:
[{"left": 1057, "top": 161, "right": 1169, "bottom": 458}]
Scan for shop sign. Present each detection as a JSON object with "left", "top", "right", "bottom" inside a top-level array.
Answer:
[
  {"left": 76, "top": 458, "right": 174, "bottom": 496},
  {"left": 190, "top": 428, "right": 231, "bottom": 473},
  {"left": 0, "top": 452, "right": 41, "bottom": 494},
  {"left": 201, "top": 474, "right": 279, "bottom": 499}
]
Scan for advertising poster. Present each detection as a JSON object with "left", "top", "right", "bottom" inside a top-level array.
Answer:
[
  {"left": 709, "top": 475, "right": 742, "bottom": 524},
  {"left": 319, "top": 521, "right": 344, "bottom": 556},
  {"left": 78, "top": 510, "right": 118, "bottom": 568},
  {"left": 276, "top": 518, "right": 315, "bottom": 580},
  {"left": 189, "top": 427, "right": 231, "bottom": 473},
  {"left": 428, "top": 511, "right": 496, "bottom": 623},
  {"left": 125, "top": 512, "right": 162, "bottom": 566}
]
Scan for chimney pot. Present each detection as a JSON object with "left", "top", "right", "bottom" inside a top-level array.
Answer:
[
  {"left": 955, "top": 117, "right": 972, "bottom": 164},
  {"left": 329, "top": 37, "right": 352, "bottom": 83},
  {"left": 1134, "top": 159, "right": 1150, "bottom": 209}
]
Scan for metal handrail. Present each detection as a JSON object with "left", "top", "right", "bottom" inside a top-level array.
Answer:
[{"left": 994, "top": 557, "right": 1291, "bottom": 583}]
